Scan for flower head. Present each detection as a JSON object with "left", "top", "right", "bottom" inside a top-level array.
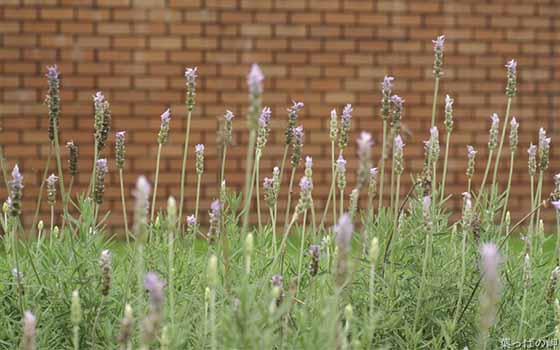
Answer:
[
  {"left": 505, "top": 59, "right": 517, "bottom": 97},
  {"left": 334, "top": 213, "right": 354, "bottom": 250},
  {"left": 186, "top": 214, "right": 197, "bottom": 227},
  {"left": 144, "top": 272, "right": 165, "bottom": 309},
  {"left": 336, "top": 154, "right": 347, "bottom": 174},
  {"left": 247, "top": 63, "right": 264, "bottom": 95},
  {"left": 432, "top": 35, "right": 445, "bottom": 77},
  {"left": 184, "top": 67, "right": 198, "bottom": 84},
  {"left": 338, "top": 104, "right": 353, "bottom": 150},
  {"left": 22, "top": 311, "right": 36, "bottom": 350},
  {"left": 432, "top": 35, "right": 446, "bottom": 52},
  {"left": 46, "top": 174, "right": 58, "bottom": 205},
  {"left": 157, "top": 108, "right": 171, "bottom": 144},
  {"left": 67, "top": 140, "right": 79, "bottom": 176},
  {"left": 133, "top": 176, "right": 151, "bottom": 237},
  {"left": 195, "top": 144, "right": 205, "bottom": 174},
  {"left": 381, "top": 76, "right": 394, "bottom": 96},
  {"left": 9, "top": 165, "right": 23, "bottom": 217},
  {"left": 115, "top": 131, "right": 126, "bottom": 170}
]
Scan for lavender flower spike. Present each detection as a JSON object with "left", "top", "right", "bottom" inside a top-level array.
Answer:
[
  {"left": 9, "top": 164, "right": 23, "bottom": 217},
  {"left": 382, "top": 76, "right": 394, "bottom": 95},
  {"left": 432, "top": 35, "right": 445, "bottom": 77},
  {"left": 505, "top": 59, "right": 517, "bottom": 97},
  {"left": 184, "top": 67, "right": 198, "bottom": 84},
  {"left": 334, "top": 213, "right": 354, "bottom": 250},
  {"left": 157, "top": 108, "right": 171, "bottom": 145},
  {"left": 336, "top": 154, "right": 347, "bottom": 174},
  {"left": 133, "top": 176, "right": 151, "bottom": 237},
  {"left": 46, "top": 174, "right": 58, "bottom": 205},
  {"left": 247, "top": 63, "right": 264, "bottom": 95},
  {"left": 479, "top": 243, "right": 501, "bottom": 341},
  {"left": 22, "top": 311, "right": 36, "bottom": 350}
]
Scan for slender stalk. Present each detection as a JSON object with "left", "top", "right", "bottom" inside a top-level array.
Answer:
[
  {"left": 393, "top": 175, "right": 401, "bottom": 228},
  {"left": 413, "top": 226, "right": 432, "bottom": 338},
  {"left": 452, "top": 228, "right": 468, "bottom": 331},
  {"left": 320, "top": 140, "right": 336, "bottom": 230},
  {"left": 378, "top": 120, "right": 388, "bottom": 212},
  {"left": 283, "top": 167, "right": 296, "bottom": 230},
  {"left": 150, "top": 143, "right": 163, "bottom": 222},
  {"left": 53, "top": 120, "right": 66, "bottom": 201},
  {"left": 279, "top": 145, "right": 288, "bottom": 190},
  {"left": 32, "top": 144, "right": 53, "bottom": 234},
  {"left": 73, "top": 325, "right": 79, "bottom": 350},
  {"left": 310, "top": 198, "right": 317, "bottom": 234},
  {"left": 368, "top": 261, "right": 376, "bottom": 345},
  {"left": 11, "top": 220, "right": 24, "bottom": 314},
  {"left": 529, "top": 175, "right": 535, "bottom": 234},
  {"left": 440, "top": 131, "right": 451, "bottom": 202},
  {"left": 220, "top": 144, "right": 227, "bottom": 188},
  {"left": 119, "top": 169, "right": 129, "bottom": 243},
  {"left": 61, "top": 176, "right": 74, "bottom": 232},
  {"left": 432, "top": 161, "right": 437, "bottom": 203},
  {"left": 534, "top": 170, "right": 544, "bottom": 232},
  {"left": 517, "top": 284, "right": 528, "bottom": 339},
  {"left": 467, "top": 178, "right": 472, "bottom": 195},
  {"left": 296, "top": 209, "right": 307, "bottom": 298},
  {"left": 478, "top": 149, "right": 494, "bottom": 196},
  {"left": 270, "top": 207, "right": 277, "bottom": 256},
  {"left": 195, "top": 173, "right": 202, "bottom": 221},
  {"left": 430, "top": 78, "right": 440, "bottom": 128},
  {"left": 256, "top": 157, "right": 262, "bottom": 230},
  {"left": 390, "top": 152, "right": 395, "bottom": 210},
  {"left": 491, "top": 97, "right": 512, "bottom": 196},
  {"left": 500, "top": 152, "right": 515, "bottom": 227},
  {"left": 88, "top": 145, "right": 98, "bottom": 196},
  {"left": 556, "top": 211, "right": 560, "bottom": 262},
  {"left": 241, "top": 129, "right": 257, "bottom": 234},
  {"left": 243, "top": 152, "right": 260, "bottom": 232},
  {"left": 339, "top": 188, "right": 344, "bottom": 219},
  {"left": 50, "top": 205, "right": 54, "bottom": 233},
  {"left": 209, "top": 287, "right": 217, "bottom": 350},
  {"left": 178, "top": 110, "right": 193, "bottom": 231},
  {"left": 168, "top": 222, "right": 175, "bottom": 329}
]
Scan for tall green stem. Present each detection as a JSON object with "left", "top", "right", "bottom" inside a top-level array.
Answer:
[
  {"left": 320, "top": 141, "right": 336, "bottom": 230},
  {"left": 32, "top": 144, "right": 53, "bottom": 234},
  {"left": 256, "top": 157, "right": 262, "bottom": 230},
  {"left": 168, "top": 221, "right": 175, "bottom": 329},
  {"left": 61, "top": 176, "right": 74, "bottom": 232},
  {"left": 478, "top": 149, "right": 494, "bottom": 196},
  {"left": 430, "top": 78, "right": 440, "bottom": 128},
  {"left": 296, "top": 209, "right": 307, "bottom": 298},
  {"left": 195, "top": 173, "right": 202, "bottom": 222},
  {"left": 283, "top": 167, "right": 296, "bottom": 230},
  {"left": 53, "top": 121, "right": 66, "bottom": 201},
  {"left": 529, "top": 175, "right": 535, "bottom": 234},
  {"left": 339, "top": 188, "right": 344, "bottom": 219},
  {"left": 270, "top": 207, "right": 277, "bottom": 256},
  {"left": 500, "top": 152, "right": 515, "bottom": 227},
  {"left": 378, "top": 120, "right": 388, "bottom": 212},
  {"left": 88, "top": 145, "right": 98, "bottom": 196},
  {"left": 440, "top": 131, "right": 451, "bottom": 202},
  {"left": 178, "top": 110, "right": 193, "bottom": 231},
  {"left": 150, "top": 143, "right": 163, "bottom": 222},
  {"left": 243, "top": 152, "right": 260, "bottom": 233},
  {"left": 452, "top": 229, "right": 467, "bottom": 331},
  {"left": 119, "top": 169, "right": 129, "bottom": 243},
  {"left": 534, "top": 170, "right": 544, "bottom": 232},
  {"left": 220, "top": 144, "right": 227, "bottom": 188},
  {"left": 242, "top": 129, "right": 257, "bottom": 234},
  {"left": 491, "top": 97, "right": 512, "bottom": 198}
]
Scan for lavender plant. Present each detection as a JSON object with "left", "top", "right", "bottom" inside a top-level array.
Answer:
[
  {"left": 178, "top": 67, "right": 198, "bottom": 231},
  {"left": 151, "top": 108, "right": 171, "bottom": 222}
]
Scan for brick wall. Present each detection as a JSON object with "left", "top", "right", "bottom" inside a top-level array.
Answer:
[{"left": 1, "top": 0, "right": 559, "bottom": 232}]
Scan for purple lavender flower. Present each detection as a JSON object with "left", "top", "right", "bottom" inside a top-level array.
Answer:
[
  {"left": 432, "top": 35, "right": 445, "bottom": 77},
  {"left": 208, "top": 199, "right": 222, "bottom": 241},
  {"left": 299, "top": 176, "right": 312, "bottom": 193},
  {"left": 394, "top": 135, "right": 404, "bottom": 153},
  {"left": 286, "top": 101, "right": 304, "bottom": 145},
  {"left": 46, "top": 64, "right": 59, "bottom": 81},
  {"left": 145, "top": 272, "right": 165, "bottom": 309},
  {"left": 491, "top": 113, "right": 499, "bottom": 129},
  {"left": 115, "top": 131, "right": 126, "bottom": 170},
  {"left": 422, "top": 195, "right": 431, "bottom": 218},
  {"left": 334, "top": 213, "right": 354, "bottom": 250},
  {"left": 195, "top": 144, "right": 205, "bottom": 174},
  {"left": 100, "top": 249, "right": 112, "bottom": 296},
  {"left": 9, "top": 165, "right": 23, "bottom": 217},
  {"left": 381, "top": 76, "right": 394, "bottom": 96},
  {"left": 290, "top": 125, "right": 304, "bottom": 167},
  {"left": 305, "top": 156, "right": 313, "bottom": 170},
  {"left": 338, "top": 104, "right": 353, "bottom": 150},
  {"left": 93, "top": 91, "right": 105, "bottom": 110},
  {"left": 186, "top": 214, "right": 197, "bottom": 227},
  {"left": 336, "top": 154, "right": 347, "bottom": 174},
  {"left": 552, "top": 200, "right": 560, "bottom": 211},
  {"left": 258, "top": 106, "right": 272, "bottom": 129},
  {"left": 94, "top": 159, "right": 108, "bottom": 205},
  {"left": 357, "top": 131, "right": 373, "bottom": 153},
  {"left": 224, "top": 110, "right": 234, "bottom": 122},
  {"left": 467, "top": 145, "right": 476, "bottom": 159},
  {"left": 157, "top": 108, "right": 171, "bottom": 145},
  {"left": 247, "top": 63, "right": 264, "bottom": 95},
  {"left": 133, "top": 176, "right": 151, "bottom": 237},
  {"left": 46, "top": 174, "right": 58, "bottom": 205},
  {"left": 370, "top": 167, "right": 378, "bottom": 178},
  {"left": 184, "top": 67, "right": 198, "bottom": 84},
  {"left": 185, "top": 67, "right": 197, "bottom": 111},
  {"left": 505, "top": 60, "right": 518, "bottom": 97},
  {"left": 263, "top": 177, "right": 274, "bottom": 191}
]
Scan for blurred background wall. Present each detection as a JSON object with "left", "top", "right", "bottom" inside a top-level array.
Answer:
[{"left": 0, "top": 0, "right": 559, "bottom": 232}]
